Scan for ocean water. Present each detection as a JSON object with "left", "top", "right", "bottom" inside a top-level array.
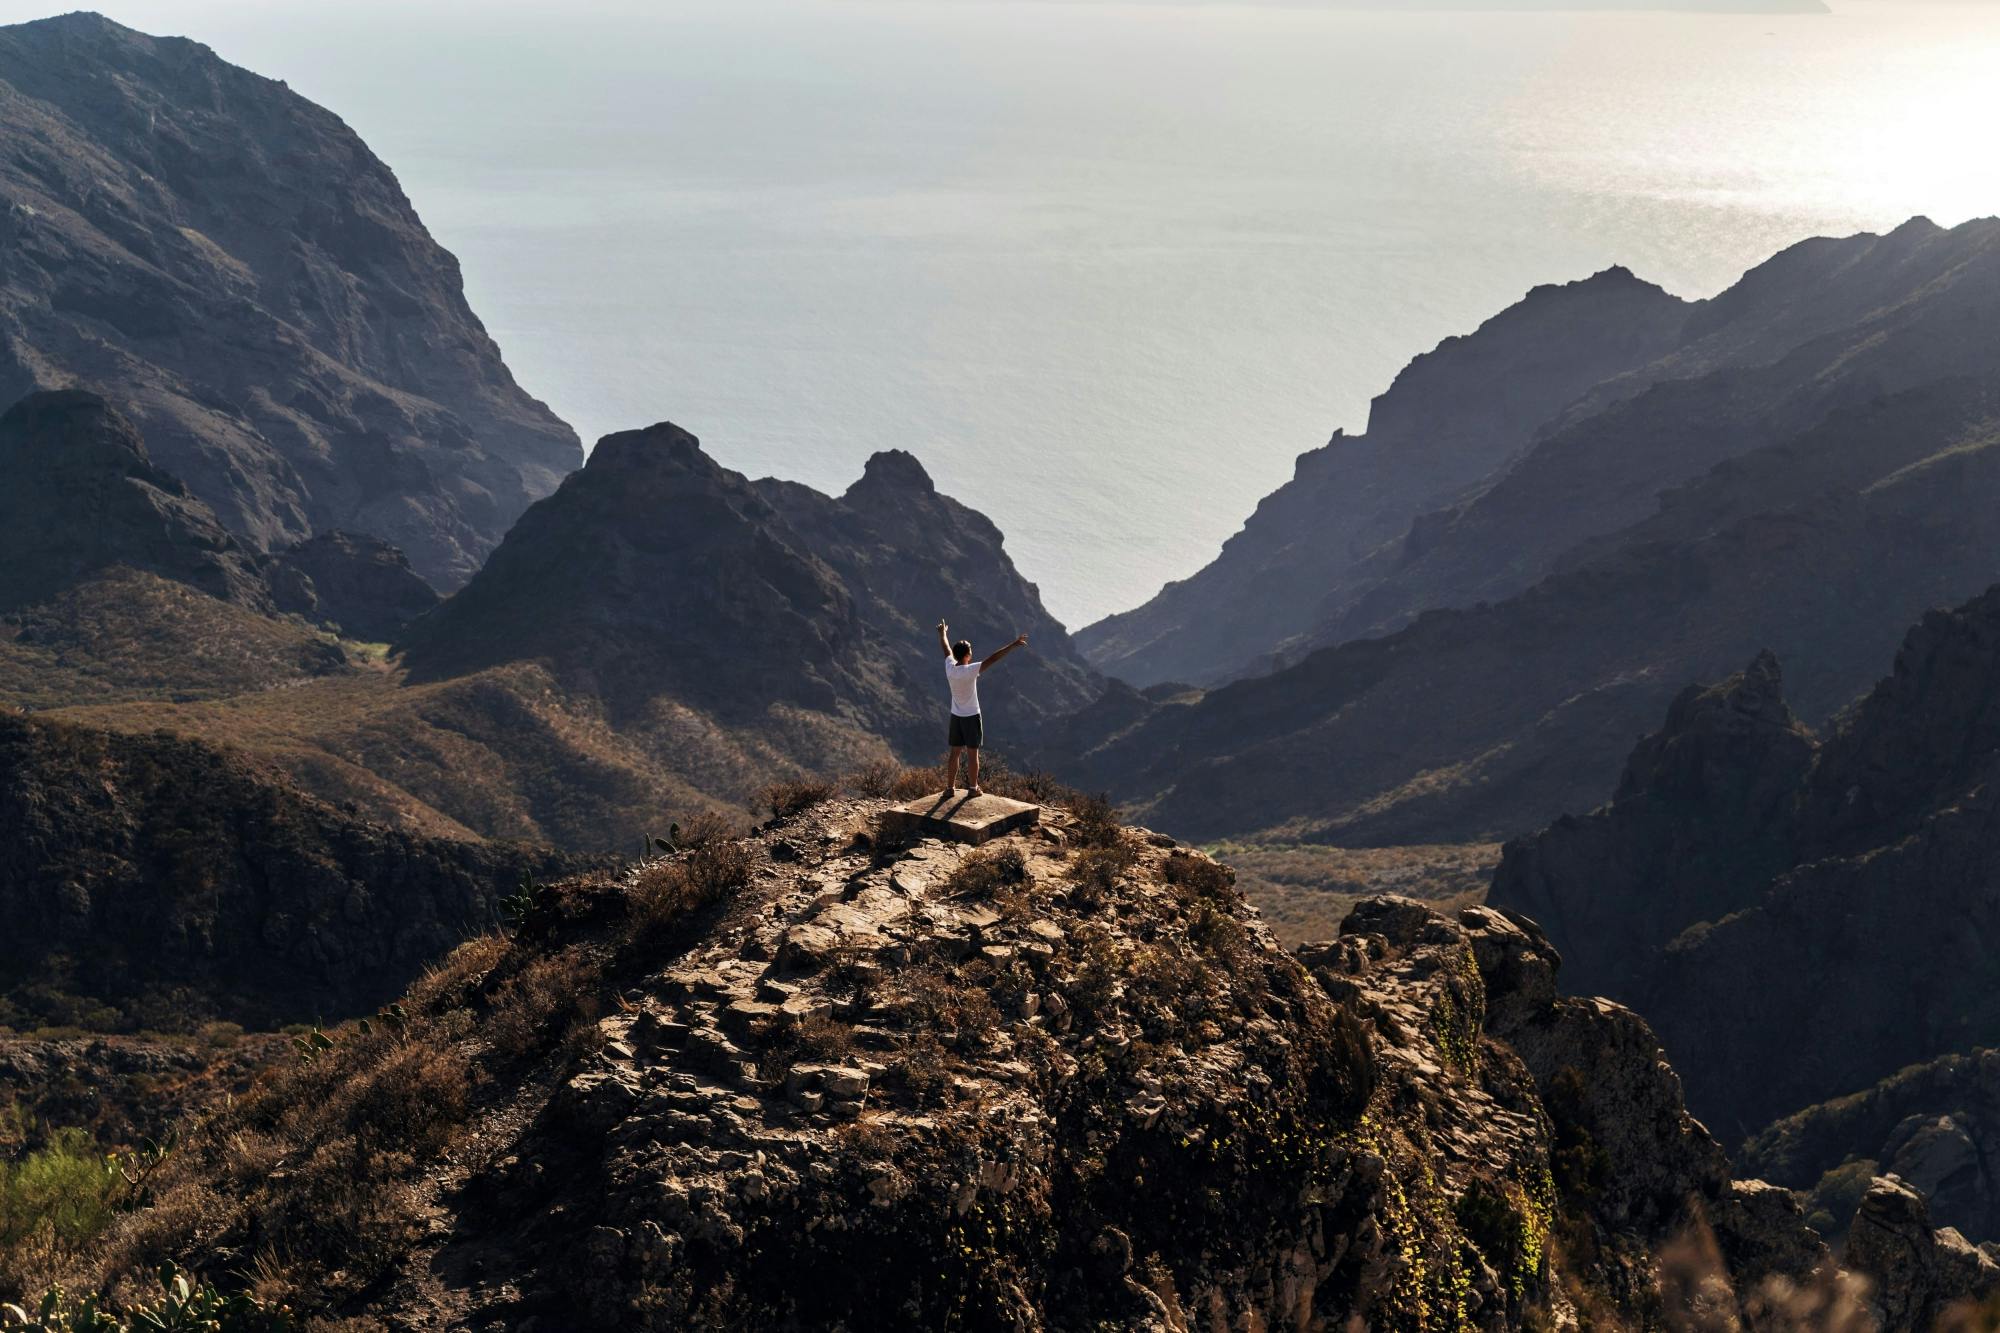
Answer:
[{"left": 10, "top": 0, "right": 2000, "bottom": 625}]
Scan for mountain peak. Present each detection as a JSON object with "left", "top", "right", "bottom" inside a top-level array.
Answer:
[
  {"left": 846, "top": 448, "right": 937, "bottom": 499},
  {"left": 584, "top": 421, "right": 717, "bottom": 481}
]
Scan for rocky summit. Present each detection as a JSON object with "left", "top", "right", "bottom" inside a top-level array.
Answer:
[
  {"left": 0, "top": 12, "right": 580, "bottom": 586},
  {"left": 43, "top": 786, "right": 1979, "bottom": 1330}
]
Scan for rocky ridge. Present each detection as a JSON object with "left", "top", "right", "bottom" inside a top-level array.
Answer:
[
  {"left": 1063, "top": 363, "right": 2000, "bottom": 847},
  {"left": 402, "top": 422, "right": 1100, "bottom": 761},
  {"left": 48, "top": 788, "right": 1973, "bottom": 1330},
  {"left": 1076, "top": 266, "right": 1691, "bottom": 688}
]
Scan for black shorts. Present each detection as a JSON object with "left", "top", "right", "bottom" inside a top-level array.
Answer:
[{"left": 948, "top": 712, "right": 984, "bottom": 749}]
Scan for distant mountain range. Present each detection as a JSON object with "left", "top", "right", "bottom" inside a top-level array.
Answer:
[{"left": 1064, "top": 217, "right": 2000, "bottom": 848}]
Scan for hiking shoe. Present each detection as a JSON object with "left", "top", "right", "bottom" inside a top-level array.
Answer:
[{"left": 967, "top": 786, "right": 983, "bottom": 796}]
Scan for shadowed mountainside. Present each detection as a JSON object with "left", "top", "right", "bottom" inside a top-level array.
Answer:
[
  {"left": 1489, "top": 583, "right": 2000, "bottom": 1141},
  {"left": 0, "top": 711, "right": 587, "bottom": 1032},
  {"left": 1061, "top": 354, "right": 2000, "bottom": 847},
  {"left": 1076, "top": 266, "right": 1691, "bottom": 688},
  {"left": 0, "top": 12, "right": 580, "bottom": 587}
]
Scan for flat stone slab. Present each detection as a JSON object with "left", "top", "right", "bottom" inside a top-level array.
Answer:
[{"left": 880, "top": 792, "right": 1041, "bottom": 846}]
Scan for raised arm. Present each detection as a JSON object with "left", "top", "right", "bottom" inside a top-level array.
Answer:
[
  {"left": 979, "top": 633, "right": 1029, "bottom": 674},
  {"left": 937, "top": 619, "right": 952, "bottom": 658}
]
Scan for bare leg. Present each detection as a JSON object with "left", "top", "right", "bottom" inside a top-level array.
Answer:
[
  {"left": 945, "top": 746, "right": 962, "bottom": 791},
  {"left": 967, "top": 748, "right": 981, "bottom": 793}
]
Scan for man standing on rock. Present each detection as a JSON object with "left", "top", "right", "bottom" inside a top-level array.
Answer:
[{"left": 938, "top": 619, "right": 1028, "bottom": 796}]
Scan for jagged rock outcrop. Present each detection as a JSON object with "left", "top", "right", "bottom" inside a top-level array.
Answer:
[
  {"left": 1077, "top": 266, "right": 1690, "bottom": 688},
  {"left": 402, "top": 422, "right": 923, "bottom": 740},
  {"left": 0, "top": 12, "right": 580, "bottom": 586},
  {"left": 1746, "top": 1049, "right": 2000, "bottom": 1247},
  {"left": 1488, "top": 583, "right": 2000, "bottom": 1139},
  {"left": 757, "top": 448, "right": 1099, "bottom": 733},
  {"left": 0, "top": 389, "right": 273, "bottom": 613},
  {"left": 1488, "top": 651, "right": 1813, "bottom": 997},
  {"left": 267, "top": 529, "right": 442, "bottom": 642},
  {"left": 52, "top": 796, "right": 1840, "bottom": 1329},
  {"left": 1843, "top": 1176, "right": 2000, "bottom": 1330},
  {"left": 0, "top": 712, "right": 587, "bottom": 1029},
  {"left": 403, "top": 423, "right": 1098, "bottom": 760}
]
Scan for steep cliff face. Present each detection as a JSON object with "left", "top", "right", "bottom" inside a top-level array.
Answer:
[
  {"left": 0, "top": 12, "right": 580, "bottom": 586},
  {"left": 1488, "top": 584, "right": 2000, "bottom": 1140},
  {"left": 1064, "top": 220, "right": 2000, "bottom": 848},
  {"left": 0, "top": 712, "right": 585, "bottom": 1030},
  {"left": 403, "top": 424, "right": 1099, "bottom": 762},
  {"left": 41, "top": 792, "right": 1869, "bottom": 1330},
  {"left": 1076, "top": 267, "right": 1690, "bottom": 688},
  {"left": 1487, "top": 652, "right": 1814, "bottom": 999}
]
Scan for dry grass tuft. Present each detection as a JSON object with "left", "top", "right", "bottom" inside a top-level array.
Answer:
[{"left": 757, "top": 777, "right": 840, "bottom": 820}]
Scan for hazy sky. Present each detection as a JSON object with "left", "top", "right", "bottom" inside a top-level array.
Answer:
[{"left": 3, "top": 0, "right": 1995, "bottom": 624}]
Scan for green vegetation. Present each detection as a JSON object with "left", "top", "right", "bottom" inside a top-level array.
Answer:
[
  {"left": 0, "top": 1129, "right": 124, "bottom": 1250},
  {"left": 4, "top": 1265, "right": 290, "bottom": 1331}
]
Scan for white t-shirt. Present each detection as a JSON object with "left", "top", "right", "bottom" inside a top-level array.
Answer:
[{"left": 945, "top": 659, "right": 982, "bottom": 716}]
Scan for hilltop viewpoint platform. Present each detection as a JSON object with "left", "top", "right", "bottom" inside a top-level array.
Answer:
[{"left": 879, "top": 791, "right": 1041, "bottom": 846}]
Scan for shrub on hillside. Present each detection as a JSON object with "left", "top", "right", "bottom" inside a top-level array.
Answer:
[{"left": 758, "top": 778, "right": 838, "bottom": 820}]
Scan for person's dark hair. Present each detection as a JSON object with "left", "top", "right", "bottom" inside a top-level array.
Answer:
[{"left": 954, "top": 640, "right": 973, "bottom": 663}]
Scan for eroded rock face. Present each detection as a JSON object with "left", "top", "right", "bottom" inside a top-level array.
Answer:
[
  {"left": 0, "top": 12, "right": 581, "bottom": 586},
  {"left": 401, "top": 424, "right": 1099, "bottom": 756},
  {"left": 1485, "top": 584, "right": 2000, "bottom": 1138},
  {"left": 1843, "top": 1176, "right": 2000, "bottom": 1330},
  {"left": 1488, "top": 651, "right": 1813, "bottom": 998}
]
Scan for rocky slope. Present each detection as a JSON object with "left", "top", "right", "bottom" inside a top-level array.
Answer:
[
  {"left": 1076, "top": 266, "right": 1690, "bottom": 688},
  {"left": 0, "top": 12, "right": 580, "bottom": 587},
  {"left": 1490, "top": 583, "right": 2000, "bottom": 1141},
  {"left": 0, "top": 711, "right": 586, "bottom": 1031},
  {"left": 39, "top": 788, "right": 1965, "bottom": 1329},
  {"left": 1062, "top": 365, "right": 2000, "bottom": 847},
  {"left": 1744, "top": 1049, "right": 2000, "bottom": 1251},
  {"left": 403, "top": 423, "right": 1100, "bottom": 762}
]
